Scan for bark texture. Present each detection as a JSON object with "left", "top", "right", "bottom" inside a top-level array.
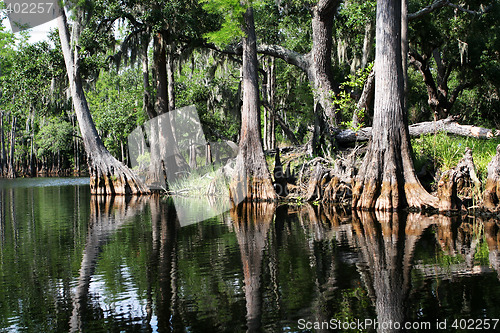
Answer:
[
  {"left": 220, "top": 0, "right": 342, "bottom": 154},
  {"left": 309, "top": 0, "right": 341, "bottom": 129},
  {"left": 230, "top": 7, "right": 277, "bottom": 203},
  {"left": 482, "top": 145, "right": 500, "bottom": 211},
  {"left": 57, "top": 8, "right": 149, "bottom": 195},
  {"left": 352, "top": 0, "right": 437, "bottom": 210}
]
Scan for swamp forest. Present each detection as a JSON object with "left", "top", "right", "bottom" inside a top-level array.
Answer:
[{"left": 1, "top": 0, "right": 500, "bottom": 332}]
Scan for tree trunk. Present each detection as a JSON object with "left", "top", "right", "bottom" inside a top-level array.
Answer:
[
  {"left": 307, "top": 0, "right": 341, "bottom": 154},
  {"left": 482, "top": 145, "right": 500, "bottom": 211},
  {"left": 154, "top": 32, "right": 169, "bottom": 115},
  {"left": 229, "top": 7, "right": 277, "bottom": 203},
  {"left": 150, "top": 32, "right": 188, "bottom": 183},
  {"left": 205, "top": 143, "right": 212, "bottom": 165},
  {"left": 336, "top": 117, "right": 500, "bottom": 144},
  {"left": 352, "top": 69, "right": 375, "bottom": 128},
  {"left": 189, "top": 142, "right": 197, "bottom": 169},
  {"left": 0, "top": 111, "right": 6, "bottom": 176},
  {"left": 57, "top": 8, "right": 148, "bottom": 195},
  {"left": 361, "top": 19, "right": 375, "bottom": 69},
  {"left": 409, "top": 48, "right": 469, "bottom": 121},
  {"left": 272, "top": 110, "right": 300, "bottom": 146},
  {"left": 7, "top": 116, "right": 16, "bottom": 178},
  {"left": 352, "top": 0, "right": 437, "bottom": 210},
  {"left": 219, "top": 0, "right": 342, "bottom": 154},
  {"left": 438, "top": 147, "right": 479, "bottom": 212},
  {"left": 266, "top": 57, "right": 276, "bottom": 150},
  {"left": 142, "top": 34, "right": 156, "bottom": 120},
  {"left": 166, "top": 43, "right": 176, "bottom": 113}
]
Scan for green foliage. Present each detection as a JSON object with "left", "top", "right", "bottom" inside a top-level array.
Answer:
[
  {"left": 199, "top": 0, "right": 246, "bottom": 46},
  {"left": 176, "top": 52, "right": 240, "bottom": 141},
  {"left": 412, "top": 132, "right": 500, "bottom": 182},
  {"left": 408, "top": 0, "right": 500, "bottom": 122},
  {"left": 35, "top": 118, "right": 73, "bottom": 158},
  {"left": 0, "top": 42, "right": 54, "bottom": 116},
  {"left": 256, "top": 0, "right": 312, "bottom": 52},
  {"left": 333, "top": 63, "right": 373, "bottom": 131},
  {"left": 86, "top": 67, "right": 144, "bottom": 159}
]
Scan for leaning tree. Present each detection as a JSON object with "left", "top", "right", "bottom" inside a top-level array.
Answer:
[
  {"left": 57, "top": 4, "right": 149, "bottom": 195},
  {"left": 352, "top": 0, "right": 437, "bottom": 210}
]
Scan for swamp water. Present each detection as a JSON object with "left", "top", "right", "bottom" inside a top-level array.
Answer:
[{"left": 1, "top": 178, "right": 500, "bottom": 332}]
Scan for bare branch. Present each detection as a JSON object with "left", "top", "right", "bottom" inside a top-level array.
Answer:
[
  {"left": 447, "top": 2, "right": 492, "bottom": 15},
  {"left": 408, "top": 0, "right": 492, "bottom": 21},
  {"left": 257, "top": 44, "right": 309, "bottom": 71},
  {"left": 408, "top": 0, "right": 449, "bottom": 20}
]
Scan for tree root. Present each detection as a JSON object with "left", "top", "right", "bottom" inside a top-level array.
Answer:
[
  {"left": 482, "top": 145, "right": 500, "bottom": 211},
  {"left": 89, "top": 153, "right": 150, "bottom": 195},
  {"left": 438, "top": 147, "right": 481, "bottom": 212}
]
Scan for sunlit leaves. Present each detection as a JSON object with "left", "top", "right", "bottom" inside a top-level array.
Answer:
[{"left": 199, "top": 0, "right": 246, "bottom": 46}]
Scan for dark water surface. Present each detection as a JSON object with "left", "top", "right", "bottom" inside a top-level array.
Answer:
[{"left": 1, "top": 178, "right": 500, "bottom": 332}]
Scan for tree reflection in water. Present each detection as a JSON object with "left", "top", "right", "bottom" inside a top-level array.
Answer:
[
  {"left": 69, "top": 195, "right": 149, "bottom": 332},
  {"left": 5, "top": 185, "right": 500, "bottom": 332},
  {"left": 351, "top": 211, "right": 434, "bottom": 332},
  {"left": 483, "top": 218, "right": 500, "bottom": 278},
  {"left": 230, "top": 202, "right": 275, "bottom": 332}
]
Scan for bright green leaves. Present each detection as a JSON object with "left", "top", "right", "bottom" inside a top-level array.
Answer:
[
  {"left": 333, "top": 63, "right": 373, "bottom": 131},
  {"left": 199, "top": 0, "right": 246, "bottom": 46},
  {"left": 199, "top": 0, "right": 265, "bottom": 46}
]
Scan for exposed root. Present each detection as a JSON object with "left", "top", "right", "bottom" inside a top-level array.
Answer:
[
  {"left": 89, "top": 153, "right": 150, "bottom": 195},
  {"left": 353, "top": 143, "right": 438, "bottom": 211},
  {"left": 482, "top": 145, "right": 500, "bottom": 211},
  {"left": 437, "top": 147, "right": 481, "bottom": 212},
  {"left": 305, "top": 164, "right": 330, "bottom": 201},
  {"left": 405, "top": 182, "right": 439, "bottom": 210},
  {"left": 229, "top": 174, "right": 277, "bottom": 203}
]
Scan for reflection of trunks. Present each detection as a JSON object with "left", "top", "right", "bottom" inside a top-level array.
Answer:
[{"left": 128, "top": 105, "right": 243, "bottom": 224}]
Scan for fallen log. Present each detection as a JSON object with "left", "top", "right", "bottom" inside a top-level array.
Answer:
[{"left": 336, "top": 118, "right": 499, "bottom": 144}]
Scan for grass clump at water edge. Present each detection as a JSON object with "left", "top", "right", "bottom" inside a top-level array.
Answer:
[{"left": 412, "top": 132, "right": 500, "bottom": 184}]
